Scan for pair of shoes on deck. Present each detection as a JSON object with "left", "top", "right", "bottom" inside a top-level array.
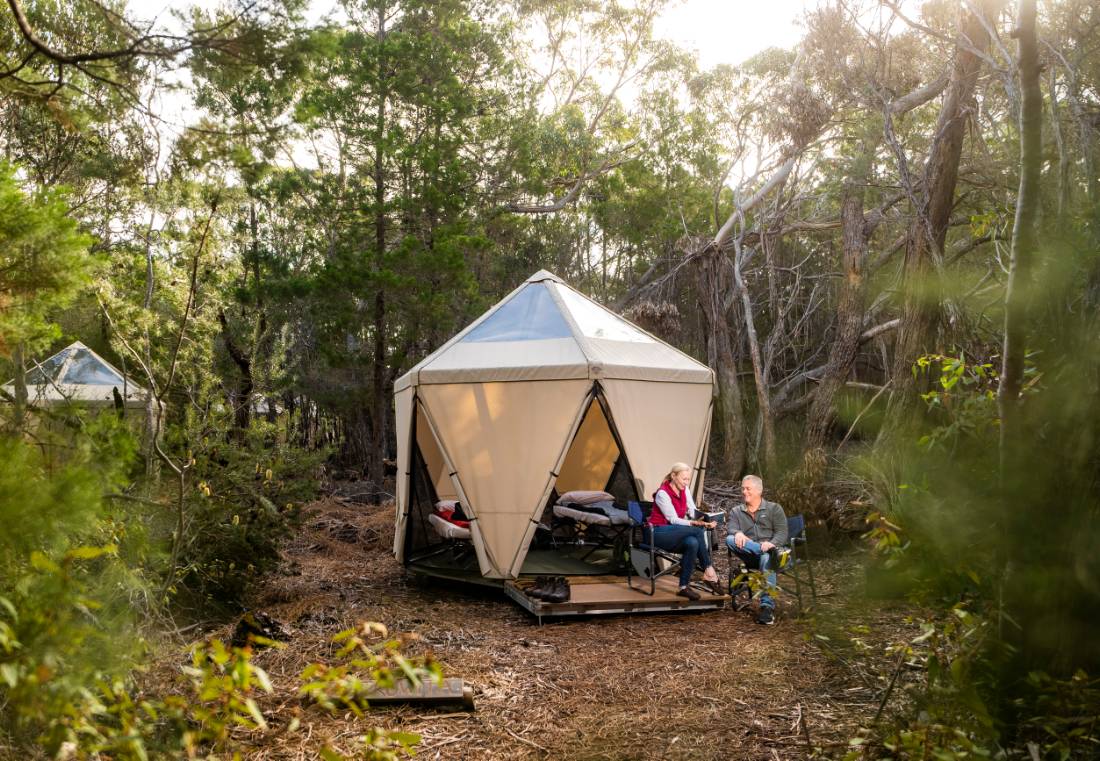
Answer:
[{"left": 528, "top": 576, "right": 571, "bottom": 604}]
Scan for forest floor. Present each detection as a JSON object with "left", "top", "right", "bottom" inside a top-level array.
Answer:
[{"left": 170, "top": 497, "right": 921, "bottom": 760}]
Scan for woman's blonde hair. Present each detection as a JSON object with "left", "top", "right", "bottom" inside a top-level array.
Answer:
[{"left": 662, "top": 462, "right": 692, "bottom": 484}]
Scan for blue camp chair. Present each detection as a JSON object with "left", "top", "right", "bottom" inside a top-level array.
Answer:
[
  {"left": 727, "top": 514, "right": 817, "bottom": 615},
  {"left": 626, "top": 500, "right": 684, "bottom": 596}
]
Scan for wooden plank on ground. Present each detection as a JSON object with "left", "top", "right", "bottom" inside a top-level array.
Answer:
[{"left": 364, "top": 678, "right": 475, "bottom": 710}]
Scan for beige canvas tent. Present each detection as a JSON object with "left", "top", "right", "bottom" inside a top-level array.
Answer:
[{"left": 393, "top": 271, "right": 715, "bottom": 581}]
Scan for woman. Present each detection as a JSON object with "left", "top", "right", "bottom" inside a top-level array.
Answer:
[{"left": 649, "top": 462, "right": 722, "bottom": 600}]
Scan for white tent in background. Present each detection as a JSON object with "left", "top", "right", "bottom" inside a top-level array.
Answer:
[
  {"left": 393, "top": 270, "right": 715, "bottom": 580},
  {"left": 2, "top": 341, "right": 149, "bottom": 409}
]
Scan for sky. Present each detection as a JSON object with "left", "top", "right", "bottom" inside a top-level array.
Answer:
[{"left": 656, "top": 0, "right": 808, "bottom": 70}]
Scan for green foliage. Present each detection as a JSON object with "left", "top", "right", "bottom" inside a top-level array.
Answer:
[
  {"left": 172, "top": 420, "right": 327, "bottom": 609},
  {"left": 911, "top": 354, "right": 1006, "bottom": 452},
  {"left": 303, "top": 623, "right": 435, "bottom": 761},
  {"left": 1018, "top": 670, "right": 1100, "bottom": 759},
  {"left": 0, "top": 422, "right": 147, "bottom": 753},
  {"left": 299, "top": 622, "right": 441, "bottom": 716},
  {"left": 0, "top": 162, "right": 95, "bottom": 353},
  {"left": 2, "top": 610, "right": 435, "bottom": 759},
  {"left": 847, "top": 310, "right": 1100, "bottom": 753},
  {"left": 176, "top": 638, "right": 277, "bottom": 752}
]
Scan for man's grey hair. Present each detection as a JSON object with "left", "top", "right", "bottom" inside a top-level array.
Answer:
[{"left": 741, "top": 474, "right": 763, "bottom": 491}]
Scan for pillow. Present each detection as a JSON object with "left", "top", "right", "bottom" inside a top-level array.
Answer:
[
  {"left": 435, "top": 499, "right": 459, "bottom": 511},
  {"left": 557, "top": 489, "right": 615, "bottom": 506}
]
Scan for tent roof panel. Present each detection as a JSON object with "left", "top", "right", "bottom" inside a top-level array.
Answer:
[
  {"left": 395, "top": 271, "right": 714, "bottom": 390},
  {"left": 416, "top": 338, "right": 589, "bottom": 385}
]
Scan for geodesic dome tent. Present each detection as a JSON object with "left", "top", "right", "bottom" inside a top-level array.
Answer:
[
  {"left": 1, "top": 341, "right": 149, "bottom": 409},
  {"left": 393, "top": 270, "right": 716, "bottom": 580}
]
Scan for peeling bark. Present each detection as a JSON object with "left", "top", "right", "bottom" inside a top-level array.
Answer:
[{"left": 805, "top": 188, "right": 872, "bottom": 453}]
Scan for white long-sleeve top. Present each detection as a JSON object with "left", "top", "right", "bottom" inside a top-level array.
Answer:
[{"left": 653, "top": 487, "right": 700, "bottom": 526}]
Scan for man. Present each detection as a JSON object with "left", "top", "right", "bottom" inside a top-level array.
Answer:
[{"left": 726, "top": 475, "right": 788, "bottom": 625}]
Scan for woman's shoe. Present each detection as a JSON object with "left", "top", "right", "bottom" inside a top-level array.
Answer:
[{"left": 677, "top": 585, "right": 701, "bottom": 601}]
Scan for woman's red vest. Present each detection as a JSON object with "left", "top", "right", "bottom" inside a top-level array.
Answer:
[{"left": 649, "top": 482, "right": 688, "bottom": 526}]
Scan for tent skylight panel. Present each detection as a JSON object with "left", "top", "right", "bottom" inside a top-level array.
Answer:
[
  {"left": 552, "top": 284, "right": 654, "bottom": 343},
  {"left": 61, "top": 347, "right": 126, "bottom": 385},
  {"left": 461, "top": 283, "right": 573, "bottom": 342},
  {"left": 24, "top": 349, "right": 71, "bottom": 386}
]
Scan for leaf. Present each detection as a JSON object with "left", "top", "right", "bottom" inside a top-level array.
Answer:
[
  {"left": 320, "top": 747, "right": 347, "bottom": 761},
  {"left": 0, "top": 596, "right": 17, "bottom": 622},
  {"left": 252, "top": 664, "right": 274, "bottom": 693},
  {"left": 29, "top": 551, "right": 60, "bottom": 574},
  {"left": 389, "top": 731, "right": 422, "bottom": 747},
  {"left": 912, "top": 626, "right": 935, "bottom": 644},
  {"left": 0, "top": 662, "right": 19, "bottom": 687},
  {"left": 243, "top": 697, "right": 268, "bottom": 729},
  {"left": 66, "top": 544, "right": 118, "bottom": 561}
]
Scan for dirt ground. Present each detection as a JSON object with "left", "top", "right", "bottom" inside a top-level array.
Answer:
[{"left": 185, "top": 498, "right": 900, "bottom": 760}]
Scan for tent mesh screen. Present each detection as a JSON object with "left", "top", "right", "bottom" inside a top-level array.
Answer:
[
  {"left": 604, "top": 454, "right": 639, "bottom": 504},
  {"left": 404, "top": 442, "right": 442, "bottom": 559}
]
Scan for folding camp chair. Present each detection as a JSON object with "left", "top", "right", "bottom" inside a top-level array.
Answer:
[
  {"left": 626, "top": 500, "right": 684, "bottom": 596},
  {"left": 727, "top": 514, "right": 817, "bottom": 615}
]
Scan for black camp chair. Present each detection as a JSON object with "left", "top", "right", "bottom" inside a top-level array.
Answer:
[
  {"left": 727, "top": 514, "right": 817, "bottom": 615},
  {"left": 626, "top": 500, "right": 684, "bottom": 596}
]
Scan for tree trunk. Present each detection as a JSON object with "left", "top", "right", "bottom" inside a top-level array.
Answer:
[
  {"left": 733, "top": 237, "right": 776, "bottom": 470},
  {"left": 805, "top": 188, "right": 871, "bottom": 453},
  {"left": 998, "top": 0, "right": 1041, "bottom": 460},
  {"left": 366, "top": 2, "right": 390, "bottom": 501},
  {"left": 218, "top": 310, "right": 253, "bottom": 436},
  {"left": 693, "top": 239, "right": 746, "bottom": 477},
  {"left": 1048, "top": 68, "right": 1070, "bottom": 222},
  {"left": 11, "top": 342, "right": 27, "bottom": 432},
  {"left": 883, "top": 1, "right": 993, "bottom": 430}
]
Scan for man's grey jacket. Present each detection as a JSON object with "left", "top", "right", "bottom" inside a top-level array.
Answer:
[{"left": 726, "top": 500, "right": 789, "bottom": 547}]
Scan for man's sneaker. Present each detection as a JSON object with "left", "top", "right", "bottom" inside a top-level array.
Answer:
[{"left": 755, "top": 607, "right": 776, "bottom": 625}]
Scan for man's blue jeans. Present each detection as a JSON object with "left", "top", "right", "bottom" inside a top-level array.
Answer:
[
  {"left": 726, "top": 537, "right": 777, "bottom": 609},
  {"left": 650, "top": 524, "right": 711, "bottom": 588}
]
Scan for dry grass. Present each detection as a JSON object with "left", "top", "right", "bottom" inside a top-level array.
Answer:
[{"left": 156, "top": 497, "right": 910, "bottom": 760}]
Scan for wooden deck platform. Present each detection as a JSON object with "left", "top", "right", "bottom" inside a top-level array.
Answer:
[{"left": 505, "top": 575, "right": 728, "bottom": 619}]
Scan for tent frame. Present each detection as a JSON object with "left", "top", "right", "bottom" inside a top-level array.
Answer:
[{"left": 400, "top": 378, "right": 715, "bottom": 581}]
